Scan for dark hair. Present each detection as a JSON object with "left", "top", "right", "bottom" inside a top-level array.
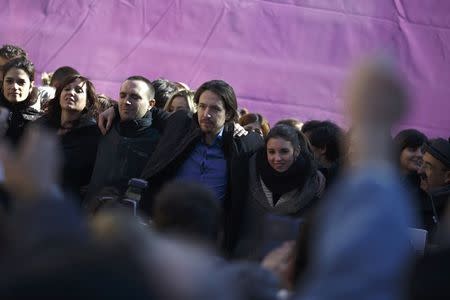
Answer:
[
  {"left": 300, "top": 120, "right": 321, "bottom": 133},
  {"left": 239, "top": 113, "right": 270, "bottom": 137},
  {"left": 127, "top": 75, "right": 155, "bottom": 99},
  {"left": 153, "top": 181, "right": 220, "bottom": 244},
  {"left": 394, "top": 129, "right": 428, "bottom": 153},
  {"left": 0, "top": 44, "right": 27, "bottom": 60},
  {"left": 151, "top": 78, "right": 177, "bottom": 109},
  {"left": 46, "top": 75, "right": 97, "bottom": 125},
  {"left": 1, "top": 57, "right": 37, "bottom": 107},
  {"left": 275, "top": 118, "right": 303, "bottom": 131},
  {"left": 2, "top": 57, "right": 35, "bottom": 82},
  {"left": 50, "top": 66, "right": 79, "bottom": 89},
  {"left": 302, "top": 120, "right": 344, "bottom": 163},
  {"left": 194, "top": 80, "right": 238, "bottom": 122},
  {"left": 266, "top": 124, "right": 314, "bottom": 162}
]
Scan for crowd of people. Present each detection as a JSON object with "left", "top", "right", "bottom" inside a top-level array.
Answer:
[{"left": 0, "top": 43, "right": 449, "bottom": 299}]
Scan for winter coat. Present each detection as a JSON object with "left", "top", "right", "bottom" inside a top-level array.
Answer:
[
  {"left": 37, "top": 114, "right": 101, "bottom": 201},
  {"left": 233, "top": 153, "right": 325, "bottom": 260},
  {"left": 85, "top": 110, "right": 160, "bottom": 203},
  {"left": 140, "top": 110, "right": 264, "bottom": 256},
  {"left": 0, "top": 96, "right": 42, "bottom": 145}
]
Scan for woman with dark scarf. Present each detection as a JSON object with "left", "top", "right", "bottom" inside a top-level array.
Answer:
[
  {"left": 0, "top": 57, "right": 42, "bottom": 145},
  {"left": 234, "top": 124, "right": 325, "bottom": 260},
  {"left": 37, "top": 75, "right": 100, "bottom": 202}
]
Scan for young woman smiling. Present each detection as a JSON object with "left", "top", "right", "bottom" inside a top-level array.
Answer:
[{"left": 234, "top": 124, "right": 325, "bottom": 259}]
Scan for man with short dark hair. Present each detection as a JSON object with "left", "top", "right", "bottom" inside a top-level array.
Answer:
[{"left": 85, "top": 76, "right": 161, "bottom": 203}]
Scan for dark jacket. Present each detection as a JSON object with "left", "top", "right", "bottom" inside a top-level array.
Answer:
[
  {"left": 421, "top": 185, "right": 450, "bottom": 244},
  {"left": 85, "top": 110, "right": 161, "bottom": 203},
  {"left": 0, "top": 96, "right": 42, "bottom": 145},
  {"left": 140, "top": 111, "right": 264, "bottom": 256},
  {"left": 37, "top": 114, "right": 101, "bottom": 201},
  {"left": 233, "top": 153, "right": 325, "bottom": 260}
]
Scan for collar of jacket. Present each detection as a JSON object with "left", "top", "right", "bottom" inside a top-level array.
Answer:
[
  {"left": 116, "top": 110, "right": 153, "bottom": 137},
  {"left": 0, "top": 93, "right": 38, "bottom": 113},
  {"left": 141, "top": 114, "right": 235, "bottom": 180},
  {"left": 429, "top": 184, "right": 450, "bottom": 199}
]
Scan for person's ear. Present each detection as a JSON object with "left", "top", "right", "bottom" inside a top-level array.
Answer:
[
  {"left": 225, "top": 111, "right": 232, "bottom": 121},
  {"left": 149, "top": 99, "right": 156, "bottom": 108},
  {"left": 445, "top": 169, "right": 450, "bottom": 185},
  {"left": 30, "top": 80, "right": 35, "bottom": 89},
  {"left": 294, "top": 147, "right": 301, "bottom": 158}
]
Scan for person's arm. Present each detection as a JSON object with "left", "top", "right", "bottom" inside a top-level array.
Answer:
[{"left": 97, "top": 106, "right": 118, "bottom": 135}]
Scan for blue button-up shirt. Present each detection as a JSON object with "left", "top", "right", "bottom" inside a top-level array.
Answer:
[{"left": 175, "top": 129, "right": 228, "bottom": 203}]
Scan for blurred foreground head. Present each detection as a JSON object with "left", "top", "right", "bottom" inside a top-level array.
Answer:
[
  {"left": 345, "top": 59, "right": 407, "bottom": 127},
  {"left": 153, "top": 181, "right": 220, "bottom": 247},
  {"left": 345, "top": 59, "right": 409, "bottom": 165}
]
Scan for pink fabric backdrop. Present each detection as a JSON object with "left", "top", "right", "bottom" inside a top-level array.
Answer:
[{"left": 1, "top": 0, "right": 449, "bottom": 137}]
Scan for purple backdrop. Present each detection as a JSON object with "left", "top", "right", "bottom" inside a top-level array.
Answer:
[{"left": 1, "top": 0, "right": 449, "bottom": 137}]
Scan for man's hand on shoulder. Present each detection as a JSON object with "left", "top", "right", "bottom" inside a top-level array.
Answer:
[
  {"left": 98, "top": 106, "right": 116, "bottom": 135},
  {"left": 233, "top": 122, "right": 248, "bottom": 137}
]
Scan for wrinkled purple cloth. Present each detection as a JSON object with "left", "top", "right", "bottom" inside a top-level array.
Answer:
[{"left": 1, "top": 0, "right": 449, "bottom": 137}]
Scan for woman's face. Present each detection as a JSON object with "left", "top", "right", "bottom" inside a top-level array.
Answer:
[
  {"left": 169, "top": 96, "right": 189, "bottom": 112},
  {"left": 59, "top": 78, "right": 87, "bottom": 113},
  {"left": 2, "top": 67, "right": 33, "bottom": 103},
  {"left": 266, "top": 137, "right": 299, "bottom": 172},
  {"left": 400, "top": 146, "right": 423, "bottom": 173}
]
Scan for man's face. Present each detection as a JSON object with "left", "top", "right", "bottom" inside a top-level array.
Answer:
[
  {"left": 197, "top": 90, "right": 228, "bottom": 136},
  {"left": 118, "top": 80, "right": 152, "bottom": 121},
  {"left": 419, "top": 152, "right": 450, "bottom": 192}
]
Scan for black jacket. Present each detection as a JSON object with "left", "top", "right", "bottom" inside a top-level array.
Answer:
[
  {"left": 140, "top": 111, "right": 264, "bottom": 256},
  {"left": 36, "top": 114, "right": 101, "bottom": 201},
  {"left": 0, "top": 96, "right": 42, "bottom": 145},
  {"left": 85, "top": 110, "right": 161, "bottom": 203},
  {"left": 421, "top": 185, "right": 450, "bottom": 244}
]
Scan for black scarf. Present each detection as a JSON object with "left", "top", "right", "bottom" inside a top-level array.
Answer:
[
  {"left": 117, "top": 110, "right": 153, "bottom": 137},
  {"left": 256, "top": 148, "right": 313, "bottom": 204}
]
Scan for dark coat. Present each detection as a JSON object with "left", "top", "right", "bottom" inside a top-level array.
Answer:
[
  {"left": 140, "top": 111, "right": 264, "bottom": 256},
  {"left": 233, "top": 153, "right": 325, "bottom": 260},
  {"left": 0, "top": 96, "right": 42, "bottom": 145},
  {"left": 85, "top": 110, "right": 161, "bottom": 203},
  {"left": 36, "top": 114, "right": 101, "bottom": 202},
  {"left": 421, "top": 185, "right": 450, "bottom": 244}
]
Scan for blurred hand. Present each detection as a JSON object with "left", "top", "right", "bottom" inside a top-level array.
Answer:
[
  {"left": 261, "top": 241, "right": 295, "bottom": 289},
  {"left": 98, "top": 107, "right": 116, "bottom": 135},
  {"left": 0, "top": 107, "right": 10, "bottom": 136},
  {"left": 0, "top": 126, "right": 62, "bottom": 201}
]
